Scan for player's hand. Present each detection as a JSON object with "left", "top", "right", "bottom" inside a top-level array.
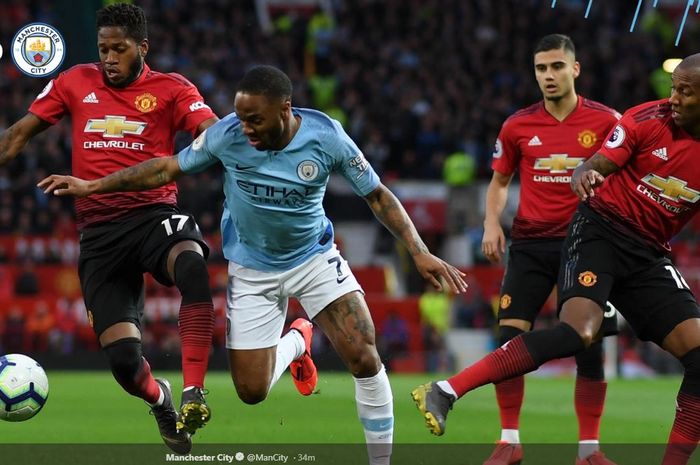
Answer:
[
  {"left": 413, "top": 253, "right": 468, "bottom": 294},
  {"left": 571, "top": 169, "right": 605, "bottom": 201},
  {"left": 37, "top": 174, "right": 94, "bottom": 198},
  {"left": 482, "top": 221, "right": 506, "bottom": 263}
]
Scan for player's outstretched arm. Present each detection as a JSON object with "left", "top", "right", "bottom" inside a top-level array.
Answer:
[
  {"left": 364, "top": 183, "right": 468, "bottom": 294},
  {"left": 37, "top": 155, "right": 183, "bottom": 197},
  {"left": 570, "top": 152, "right": 619, "bottom": 201},
  {"left": 0, "top": 114, "right": 51, "bottom": 166}
]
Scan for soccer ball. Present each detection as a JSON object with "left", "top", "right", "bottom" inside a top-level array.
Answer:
[{"left": 0, "top": 354, "right": 49, "bottom": 421}]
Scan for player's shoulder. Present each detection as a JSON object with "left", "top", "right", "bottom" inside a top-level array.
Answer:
[
  {"left": 580, "top": 97, "right": 621, "bottom": 120},
  {"left": 622, "top": 99, "right": 671, "bottom": 125},
  {"left": 210, "top": 112, "right": 241, "bottom": 136},
  {"left": 297, "top": 107, "right": 341, "bottom": 131},
  {"left": 503, "top": 101, "right": 542, "bottom": 127},
  {"left": 296, "top": 107, "right": 349, "bottom": 143},
  {"left": 146, "top": 69, "right": 198, "bottom": 89},
  {"left": 56, "top": 63, "right": 101, "bottom": 82}
]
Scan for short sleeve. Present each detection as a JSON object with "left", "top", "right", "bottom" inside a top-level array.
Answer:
[
  {"left": 170, "top": 75, "right": 217, "bottom": 135},
  {"left": 331, "top": 120, "right": 380, "bottom": 196},
  {"left": 597, "top": 112, "right": 639, "bottom": 168},
  {"left": 28, "top": 74, "right": 69, "bottom": 124},
  {"left": 491, "top": 120, "right": 520, "bottom": 175},
  {"left": 177, "top": 116, "right": 232, "bottom": 174}
]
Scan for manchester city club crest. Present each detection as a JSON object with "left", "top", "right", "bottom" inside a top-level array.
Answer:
[
  {"left": 297, "top": 160, "right": 320, "bottom": 181},
  {"left": 11, "top": 23, "right": 65, "bottom": 77}
]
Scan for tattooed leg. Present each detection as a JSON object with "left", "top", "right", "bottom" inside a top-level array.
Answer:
[
  {"left": 313, "top": 291, "right": 381, "bottom": 377},
  {"left": 314, "top": 292, "right": 393, "bottom": 464}
]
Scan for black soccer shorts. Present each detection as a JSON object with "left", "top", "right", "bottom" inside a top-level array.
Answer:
[
  {"left": 78, "top": 204, "right": 209, "bottom": 336},
  {"left": 499, "top": 238, "right": 618, "bottom": 336},
  {"left": 558, "top": 204, "right": 700, "bottom": 345}
]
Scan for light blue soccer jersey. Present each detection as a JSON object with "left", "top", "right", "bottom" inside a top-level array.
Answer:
[{"left": 178, "top": 108, "right": 380, "bottom": 271}]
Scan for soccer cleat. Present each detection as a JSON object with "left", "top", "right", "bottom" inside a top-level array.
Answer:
[
  {"left": 289, "top": 318, "right": 318, "bottom": 396},
  {"left": 575, "top": 451, "right": 618, "bottom": 465},
  {"left": 150, "top": 379, "right": 192, "bottom": 454},
  {"left": 410, "top": 382, "right": 455, "bottom": 436},
  {"left": 483, "top": 441, "right": 523, "bottom": 465},
  {"left": 178, "top": 387, "right": 211, "bottom": 435}
]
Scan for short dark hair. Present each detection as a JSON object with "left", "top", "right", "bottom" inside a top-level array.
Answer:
[
  {"left": 96, "top": 3, "right": 147, "bottom": 42},
  {"left": 534, "top": 34, "right": 575, "bottom": 57},
  {"left": 237, "top": 66, "right": 293, "bottom": 101}
]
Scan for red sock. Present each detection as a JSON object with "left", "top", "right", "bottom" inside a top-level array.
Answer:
[
  {"left": 135, "top": 357, "right": 161, "bottom": 404},
  {"left": 662, "top": 392, "right": 700, "bottom": 465},
  {"left": 495, "top": 376, "right": 524, "bottom": 430},
  {"left": 575, "top": 376, "right": 607, "bottom": 440},
  {"left": 447, "top": 336, "right": 536, "bottom": 398},
  {"left": 179, "top": 303, "right": 214, "bottom": 389}
]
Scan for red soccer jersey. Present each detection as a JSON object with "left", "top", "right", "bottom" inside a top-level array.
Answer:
[
  {"left": 29, "top": 63, "right": 216, "bottom": 229},
  {"left": 591, "top": 99, "right": 700, "bottom": 250},
  {"left": 492, "top": 96, "right": 619, "bottom": 240}
]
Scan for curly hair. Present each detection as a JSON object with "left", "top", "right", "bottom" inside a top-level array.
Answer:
[{"left": 96, "top": 3, "right": 147, "bottom": 42}]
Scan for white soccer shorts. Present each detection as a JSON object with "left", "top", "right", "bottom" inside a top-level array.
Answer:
[{"left": 225, "top": 245, "right": 364, "bottom": 349}]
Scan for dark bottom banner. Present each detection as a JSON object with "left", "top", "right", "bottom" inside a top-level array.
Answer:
[{"left": 0, "top": 444, "right": 698, "bottom": 465}]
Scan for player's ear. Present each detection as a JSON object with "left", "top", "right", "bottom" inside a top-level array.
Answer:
[
  {"left": 139, "top": 39, "right": 149, "bottom": 58},
  {"left": 572, "top": 60, "right": 581, "bottom": 79},
  {"left": 281, "top": 98, "right": 291, "bottom": 116}
]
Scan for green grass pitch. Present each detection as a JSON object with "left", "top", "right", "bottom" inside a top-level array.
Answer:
[{"left": 0, "top": 371, "right": 680, "bottom": 444}]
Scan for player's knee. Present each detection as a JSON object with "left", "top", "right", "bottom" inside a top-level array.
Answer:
[
  {"left": 680, "top": 346, "right": 700, "bottom": 396},
  {"left": 498, "top": 325, "right": 525, "bottom": 346},
  {"left": 103, "top": 337, "right": 143, "bottom": 387},
  {"left": 345, "top": 345, "right": 382, "bottom": 378},
  {"left": 229, "top": 371, "right": 270, "bottom": 404},
  {"left": 575, "top": 339, "right": 605, "bottom": 380},
  {"left": 233, "top": 382, "right": 269, "bottom": 405},
  {"left": 173, "top": 250, "right": 211, "bottom": 304}
]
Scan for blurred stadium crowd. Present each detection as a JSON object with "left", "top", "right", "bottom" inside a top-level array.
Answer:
[{"left": 0, "top": 0, "right": 698, "bottom": 371}]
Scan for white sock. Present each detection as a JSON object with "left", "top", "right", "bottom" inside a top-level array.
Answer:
[
  {"left": 437, "top": 380, "right": 458, "bottom": 399},
  {"left": 501, "top": 429, "right": 520, "bottom": 444},
  {"left": 268, "top": 330, "right": 305, "bottom": 393},
  {"left": 354, "top": 365, "right": 393, "bottom": 465},
  {"left": 578, "top": 440, "right": 599, "bottom": 459},
  {"left": 147, "top": 385, "right": 165, "bottom": 407}
]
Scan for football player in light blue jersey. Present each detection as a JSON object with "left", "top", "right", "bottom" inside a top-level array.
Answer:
[{"left": 39, "top": 65, "right": 468, "bottom": 465}]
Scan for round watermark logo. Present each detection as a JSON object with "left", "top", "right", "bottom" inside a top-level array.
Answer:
[{"left": 12, "top": 23, "right": 65, "bottom": 77}]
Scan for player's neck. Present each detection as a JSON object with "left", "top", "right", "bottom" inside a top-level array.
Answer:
[
  {"left": 282, "top": 114, "right": 301, "bottom": 147},
  {"left": 271, "top": 114, "right": 301, "bottom": 151},
  {"left": 544, "top": 92, "right": 578, "bottom": 122}
]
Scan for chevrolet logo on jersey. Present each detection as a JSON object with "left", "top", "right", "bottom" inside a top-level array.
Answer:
[
  {"left": 84, "top": 116, "right": 146, "bottom": 138},
  {"left": 533, "top": 154, "right": 585, "bottom": 174},
  {"left": 642, "top": 174, "right": 700, "bottom": 203}
]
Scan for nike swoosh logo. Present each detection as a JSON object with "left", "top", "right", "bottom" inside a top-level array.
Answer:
[
  {"left": 337, "top": 276, "right": 349, "bottom": 284},
  {"left": 235, "top": 163, "right": 255, "bottom": 170}
]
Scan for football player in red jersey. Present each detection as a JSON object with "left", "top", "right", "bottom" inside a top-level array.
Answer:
[
  {"left": 451, "top": 34, "right": 619, "bottom": 465},
  {"left": 0, "top": 3, "right": 218, "bottom": 454},
  {"left": 412, "top": 53, "right": 700, "bottom": 465}
]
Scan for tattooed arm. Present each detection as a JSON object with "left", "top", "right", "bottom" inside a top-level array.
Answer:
[
  {"left": 37, "top": 155, "right": 183, "bottom": 197},
  {"left": 571, "top": 152, "right": 620, "bottom": 201},
  {"left": 364, "top": 183, "right": 467, "bottom": 293},
  {"left": 364, "top": 183, "right": 429, "bottom": 257},
  {"left": 0, "top": 114, "right": 51, "bottom": 166}
]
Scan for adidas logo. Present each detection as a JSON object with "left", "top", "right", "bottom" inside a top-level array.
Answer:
[
  {"left": 82, "top": 92, "right": 99, "bottom": 104},
  {"left": 652, "top": 147, "right": 668, "bottom": 161},
  {"left": 528, "top": 135, "right": 542, "bottom": 146}
]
